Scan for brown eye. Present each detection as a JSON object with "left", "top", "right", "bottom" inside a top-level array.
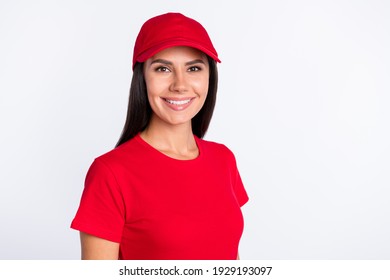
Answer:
[
  {"left": 188, "top": 66, "right": 201, "bottom": 72},
  {"left": 156, "top": 66, "right": 170, "bottom": 72}
]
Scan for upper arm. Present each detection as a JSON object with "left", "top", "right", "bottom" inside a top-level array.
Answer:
[{"left": 80, "top": 232, "right": 120, "bottom": 260}]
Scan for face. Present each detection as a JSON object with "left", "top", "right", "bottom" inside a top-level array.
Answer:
[{"left": 143, "top": 46, "right": 210, "bottom": 129}]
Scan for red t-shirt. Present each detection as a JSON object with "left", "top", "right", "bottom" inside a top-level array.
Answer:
[{"left": 71, "top": 134, "right": 249, "bottom": 259}]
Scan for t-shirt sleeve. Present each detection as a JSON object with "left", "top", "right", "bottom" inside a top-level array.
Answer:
[
  {"left": 224, "top": 146, "right": 249, "bottom": 207},
  {"left": 233, "top": 166, "right": 249, "bottom": 207},
  {"left": 71, "top": 158, "right": 125, "bottom": 243}
]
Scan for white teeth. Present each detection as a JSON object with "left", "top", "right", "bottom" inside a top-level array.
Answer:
[{"left": 165, "top": 99, "right": 191, "bottom": 105}]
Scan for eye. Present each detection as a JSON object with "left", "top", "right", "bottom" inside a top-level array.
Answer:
[
  {"left": 188, "top": 66, "right": 201, "bottom": 72},
  {"left": 155, "top": 66, "right": 170, "bottom": 72}
]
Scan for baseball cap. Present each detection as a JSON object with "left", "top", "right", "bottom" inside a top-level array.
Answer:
[{"left": 132, "top": 12, "right": 221, "bottom": 69}]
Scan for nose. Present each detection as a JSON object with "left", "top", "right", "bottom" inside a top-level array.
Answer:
[{"left": 169, "top": 71, "right": 188, "bottom": 93}]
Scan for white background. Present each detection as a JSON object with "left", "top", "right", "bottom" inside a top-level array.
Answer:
[{"left": 0, "top": 0, "right": 389, "bottom": 259}]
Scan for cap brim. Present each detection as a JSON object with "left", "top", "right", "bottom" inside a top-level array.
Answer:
[{"left": 136, "top": 40, "right": 221, "bottom": 65}]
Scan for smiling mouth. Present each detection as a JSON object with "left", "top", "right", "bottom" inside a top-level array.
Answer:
[{"left": 162, "top": 98, "right": 193, "bottom": 105}]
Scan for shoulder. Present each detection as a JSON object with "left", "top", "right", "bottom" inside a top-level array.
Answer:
[
  {"left": 92, "top": 136, "right": 144, "bottom": 171},
  {"left": 197, "top": 137, "right": 236, "bottom": 161}
]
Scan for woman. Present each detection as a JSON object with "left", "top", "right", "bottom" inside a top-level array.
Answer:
[{"left": 71, "top": 12, "right": 249, "bottom": 260}]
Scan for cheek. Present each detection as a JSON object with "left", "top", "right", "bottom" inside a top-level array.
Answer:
[
  {"left": 193, "top": 76, "right": 209, "bottom": 96},
  {"left": 145, "top": 76, "right": 163, "bottom": 99}
]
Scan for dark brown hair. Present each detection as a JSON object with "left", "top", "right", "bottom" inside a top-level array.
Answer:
[{"left": 115, "top": 56, "right": 218, "bottom": 147}]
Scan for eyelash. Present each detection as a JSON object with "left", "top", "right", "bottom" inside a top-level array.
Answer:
[
  {"left": 155, "top": 66, "right": 170, "bottom": 72},
  {"left": 154, "top": 66, "right": 202, "bottom": 72},
  {"left": 188, "top": 66, "right": 201, "bottom": 72}
]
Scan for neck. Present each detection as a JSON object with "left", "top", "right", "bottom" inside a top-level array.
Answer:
[{"left": 140, "top": 116, "right": 198, "bottom": 160}]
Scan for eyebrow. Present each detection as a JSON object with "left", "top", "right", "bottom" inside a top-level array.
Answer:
[
  {"left": 150, "top": 59, "right": 172, "bottom": 65},
  {"left": 149, "top": 58, "right": 206, "bottom": 66},
  {"left": 185, "top": 59, "right": 206, "bottom": 66}
]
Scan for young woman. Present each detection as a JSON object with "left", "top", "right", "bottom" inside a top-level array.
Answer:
[{"left": 71, "top": 12, "right": 249, "bottom": 260}]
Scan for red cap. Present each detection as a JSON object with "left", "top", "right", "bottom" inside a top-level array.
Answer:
[{"left": 132, "top": 13, "right": 221, "bottom": 69}]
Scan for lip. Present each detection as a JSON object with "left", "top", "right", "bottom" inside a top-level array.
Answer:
[{"left": 161, "top": 97, "right": 196, "bottom": 111}]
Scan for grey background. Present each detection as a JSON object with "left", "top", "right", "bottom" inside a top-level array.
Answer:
[{"left": 0, "top": 0, "right": 389, "bottom": 259}]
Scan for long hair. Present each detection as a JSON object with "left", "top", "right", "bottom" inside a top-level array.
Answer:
[{"left": 115, "top": 56, "right": 218, "bottom": 147}]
